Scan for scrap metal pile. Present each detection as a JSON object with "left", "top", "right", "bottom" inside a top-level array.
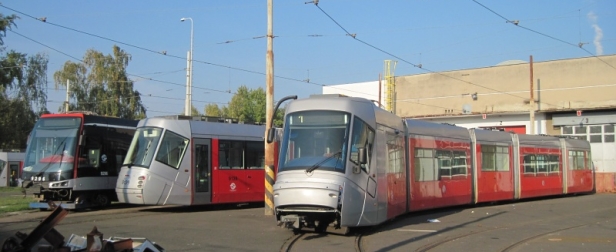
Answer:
[{"left": 1, "top": 203, "right": 164, "bottom": 252}]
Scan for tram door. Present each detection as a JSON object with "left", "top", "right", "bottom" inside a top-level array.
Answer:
[{"left": 193, "top": 138, "right": 212, "bottom": 204}]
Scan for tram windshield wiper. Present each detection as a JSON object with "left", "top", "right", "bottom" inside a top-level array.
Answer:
[{"left": 306, "top": 151, "right": 342, "bottom": 173}]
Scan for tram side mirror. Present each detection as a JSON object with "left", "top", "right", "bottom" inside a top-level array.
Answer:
[
  {"left": 358, "top": 147, "right": 366, "bottom": 165},
  {"left": 266, "top": 128, "right": 276, "bottom": 143}
]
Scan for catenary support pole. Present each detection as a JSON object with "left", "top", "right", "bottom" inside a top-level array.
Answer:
[{"left": 264, "top": 0, "right": 275, "bottom": 216}]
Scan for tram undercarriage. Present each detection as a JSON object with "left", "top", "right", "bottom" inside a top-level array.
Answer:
[
  {"left": 23, "top": 181, "right": 115, "bottom": 210},
  {"left": 276, "top": 207, "right": 344, "bottom": 233}
]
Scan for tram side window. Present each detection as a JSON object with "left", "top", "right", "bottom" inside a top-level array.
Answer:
[
  {"left": 349, "top": 117, "right": 375, "bottom": 173},
  {"left": 245, "top": 141, "right": 265, "bottom": 169},
  {"left": 523, "top": 154, "right": 536, "bottom": 174},
  {"left": 481, "top": 145, "right": 510, "bottom": 171},
  {"left": 577, "top": 151, "right": 586, "bottom": 170},
  {"left": 229, "top": 142, "right": 244, "bottom": 169},
  {"left": 219, "top": 141, "right": 242, "bottom": 169},
  {"left": 452, "top": 151, "right": 467, "bottom": 176},
  {"left": 78, "top": 133, "right": 103, "bottom": 177},
  {"left": 523, "top": 154, "right": 559, "bottom": 174},
  {"left": 415, "top": 148, "right": 437, "bottom": 181},
  {"left": 219, "top": 140, "right": 264, "bottom": 169},
  {"left": 155, "top": 131, "right": 189, "bottom": 169},
  {"left": 536, "top": 155, "right": 549, "bottom": 173},
  {"left": 436, "top": 150, "right": 467, "bottom": 178},
  {"left": 386, "top": 133, "right": 405, "bottom": 173},
  {"left": 436, "top": 150, "right": 452, "bottom": 177},
  {"left": 568, "top": 151, "right": 586, "bottom": 170}
]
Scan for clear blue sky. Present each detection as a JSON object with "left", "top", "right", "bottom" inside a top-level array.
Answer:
[{"left": 2, "top": 0, "right": 614, "bottom": 117}]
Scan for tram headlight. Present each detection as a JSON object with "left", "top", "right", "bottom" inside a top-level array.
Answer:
[{"left": 51, "top": 181, "right": 68, "bottom": 187}]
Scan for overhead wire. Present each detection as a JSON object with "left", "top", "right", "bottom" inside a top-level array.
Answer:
[
  {"left": 307, "top": 1, "right": 556, "bottom": 111},
  {"left": 471, "top": 0, "right": 616, "bottom": 71},
  {"left": 8, "top": 30, "right": 236, "bottom": 96},
  {"left": 0, "top": 3, "right": 381, "bottom": 99},
  {"left": 7, "top": 30, "right": 232, "bottom": 112}
]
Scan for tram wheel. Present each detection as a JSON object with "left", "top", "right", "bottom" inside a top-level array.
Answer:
[
  {"left": 315, "top": 223, "right": 328, "bottom": 233},
  {"left": 95, "top": 194, "right": 110, "bottom": 207}
]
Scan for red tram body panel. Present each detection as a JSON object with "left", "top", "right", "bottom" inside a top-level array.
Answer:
[
  {"left": 563, "top": 138, "right": 595, "bottom": 194},
  {"left": 408, "top": 137, "right": 472, "bottom": 211},
  {"left": 474, "top": 144, "right": 515, "bottom": 203},
  {"left": 471, "top": 129, "right": 516, "bottom": 203}
]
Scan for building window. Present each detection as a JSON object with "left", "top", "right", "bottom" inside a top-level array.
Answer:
[
  {"left": 562, "top": 124, "right": 615, "bottom": 143},
  {"left": 605, "top": 125, "right": 615, "bottom": 143}
]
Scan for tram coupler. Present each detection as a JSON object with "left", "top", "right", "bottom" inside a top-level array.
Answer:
[{"left": 279, "top": 215, "right": 303, "bottom": 229}]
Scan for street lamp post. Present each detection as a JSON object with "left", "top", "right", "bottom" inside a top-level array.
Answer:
[{"left": 181, "top": 17, "right": 194, "bottom": 116}]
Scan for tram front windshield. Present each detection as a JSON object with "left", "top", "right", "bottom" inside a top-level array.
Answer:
[
  {"left": 124, "top": 127, "right": 189, "bottom": 169},
  {"left": 23, "top": 117, "right": 81, "bottom": 180},
  {"left": 278, "top": 111, "right": 350, "bottom": 173},
  {"left": 124, "top": 127, "right": 163, "bottom": 168}
]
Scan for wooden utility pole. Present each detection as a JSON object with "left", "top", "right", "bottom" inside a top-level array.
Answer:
[
  {"left": 264, "top": 0, "right": 275, "bottom": 216},
  {"left": 529, "top": 55, "right": 535, "bottom": 135}
]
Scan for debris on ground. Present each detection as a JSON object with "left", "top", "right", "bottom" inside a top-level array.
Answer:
[{"left": 1, "top": 202, "right": 164, "bottom": 252}]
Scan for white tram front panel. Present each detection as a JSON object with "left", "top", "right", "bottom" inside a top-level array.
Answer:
[{"left": 117, "top": 118, "right": 192, "bottom": 205}]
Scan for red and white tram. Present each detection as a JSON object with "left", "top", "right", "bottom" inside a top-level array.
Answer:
[
  {"left": 116, "top": 116, "right": 267, "bottom": 206},
  {"left": 269, "top": 94, "right": 594, "bottom": 233}
]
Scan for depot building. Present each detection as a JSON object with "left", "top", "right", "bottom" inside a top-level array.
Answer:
[{"left": 324, "top": 54, "right": 616, "bottom": 193}]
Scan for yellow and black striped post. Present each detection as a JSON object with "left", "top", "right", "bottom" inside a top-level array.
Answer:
[
  {"left": 264, "top": 0, "right": 275, "bottom": 216},
  {"left": 265, "top": 163, "right": 276, "bottom": 215}
]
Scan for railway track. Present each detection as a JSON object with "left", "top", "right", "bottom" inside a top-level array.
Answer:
[
  {"left": 280, "top": 228, "right": 367, "bottom": 252},
  {"left": 409, "top": 203, "right": 616, "bottom": 252}
]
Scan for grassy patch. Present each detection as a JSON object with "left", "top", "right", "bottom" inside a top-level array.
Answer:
[{"left": 0, "top": 187, "right": 33, "bottom": 214}]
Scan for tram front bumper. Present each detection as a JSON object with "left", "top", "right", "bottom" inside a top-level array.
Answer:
[
  {"left": 273, "top": 185, "right": 340, "bottom": 210},
  {"left": 116, "top": 188, "right": 145, "bottom": 204},
  {"left": 280, "top": 215, "right": 303, "bottom": 229}
]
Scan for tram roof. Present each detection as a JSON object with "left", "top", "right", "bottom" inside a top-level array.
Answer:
[
  {"left": 517, "top": 134, "right": 562, "bottom": 147},
  {"left": 405, "top": 119, "right": 471, "bottom": 141},
  {"left": 472, "top": 128, "right": 515, "bottom": 143},
  {"left": 138, "top": 116, "right": 265, "bottom": 140}
]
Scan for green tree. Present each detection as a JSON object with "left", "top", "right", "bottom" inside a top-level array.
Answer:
[
  {"left": 204, "top": 103, "right": 223, "bottom": 117},
  {"left": 53, "top": 45, "right": 146, "bottom": 120},
  {"left": 190, "top": 104, "right": 202, "bottom": 116},
  {"left": 0, "top": 13, "right": 49, "bottom": 149},
  {"left": 204, "top": 85, "right": 284, "bottom": 126}
]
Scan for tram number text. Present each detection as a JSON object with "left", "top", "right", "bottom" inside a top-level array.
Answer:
[{"left": 228, "top": 176, "right": 238, "bottom": 181}]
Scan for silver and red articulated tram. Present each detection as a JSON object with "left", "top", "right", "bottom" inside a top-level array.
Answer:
[
  {"left": 116, "top": 116, "right": 267, "bottom": 206},
  {"left": 22, "top": 112, "right": 138, "bottom": 209},
  {"left": 268, "top": 94, "right": 594, "bottom": 233}
]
